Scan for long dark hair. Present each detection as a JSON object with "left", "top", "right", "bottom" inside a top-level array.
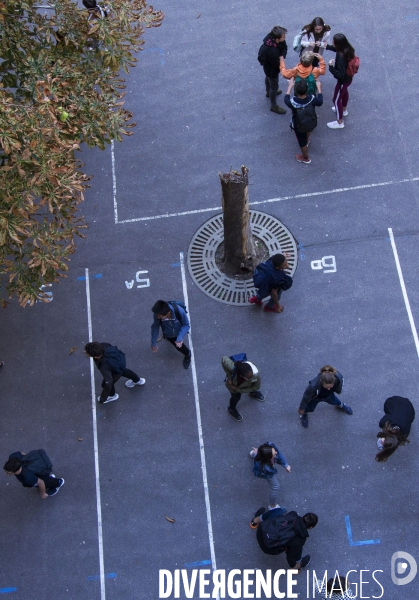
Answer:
[
  {"left": 255, "top": 444, "right": 274, "bottom": 466},
  {"left": 332, "top": 33, "right": 355, "bottom": 61},
  {"left": 302, "top": 16, "right": 331, "bottom": 36},
  {"left": 375, "top": 423, "right": 409, "bottom": 462}
]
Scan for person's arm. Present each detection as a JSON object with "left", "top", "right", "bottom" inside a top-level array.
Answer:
[
  {"left": 36, "top": 478, "right": 48, "bottom": 500},
  {"left": 325, "top": 44, "right": 336, "bottom": 52},
  {"left": 283, "top": 88, "right": 293, "bottom": 109},
  {"left": 273, "top": 447, "right": 291, "bottom": 472},
  {"left": 151, "top": 315, "right": 161, "bottom": 351},
  {"left": 314, "top": 92, "right": 323, "bottom": 106},
  {"left": 279, "top": 60, "right": 298, "bottom": 80},
  {"left": 299, "top": 383, "right": 315, "bottom": 413},
  {"left": 175, "top": 307, "right": 190, "bottom": 344},
  {"left": 300, "top": 33, "right": 313, "bottom": 49},
  {"left": 245, "top": 372, "right": 261, "bottom": 394},
  {"left": 329, "top": 55, "right": 346, "bottom": 80}
]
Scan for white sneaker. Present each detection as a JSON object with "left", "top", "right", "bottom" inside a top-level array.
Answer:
[
  {"left": 125, "top": 378, "right": 146, "bottom": 388},
  {"left": 331, "top": 107, "right": 348, "bottom": 116},
  {"left": 249, "top": 449, "right": 257, "bottom": 458},
  {"left": 327, "top": 120, "right": 344, "bottom": 129},
  {"left": 268, "top": 504, "right": 281, "bottom": 510},
  {"left": 97, "top": 393, "right": 119, "bottom": 403}
]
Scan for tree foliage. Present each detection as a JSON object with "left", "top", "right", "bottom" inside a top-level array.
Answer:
[{"left": 0, "top": 0, "right": 163, "bottom": 305}]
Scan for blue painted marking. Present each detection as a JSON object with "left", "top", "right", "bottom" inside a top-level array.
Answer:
[
  {"left": 142, "top": 47, "right": 165, "bottom": 65},
  {"left": 298, "top": 243, "right": 306, "bottom": 261},
  {"left": 405, "top": 15, "right": 419, "bottom": 20},
  {"left": 87, "top": 573, "right": 117, "bottom": 581},
  {"left": 184, "top": 560, "right": 212, "bottom": 568},
  {"left": 171, "top": 262, "right": 181, "bottom": 267},
  {"left": 345, "top": 515, "right": 380, "bottom": 546},
  {"left": 0, "top": 588, "right": 17, "bottom": 594},
  {"left": 77, "top": 274, "right": 102, "bottom": 281}
]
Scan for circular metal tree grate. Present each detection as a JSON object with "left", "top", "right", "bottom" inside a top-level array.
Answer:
[{"left": 187, "top": 210, "right": 298, "bottom": 305}]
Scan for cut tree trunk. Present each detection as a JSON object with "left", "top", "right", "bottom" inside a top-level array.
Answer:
[{"left": 219, "top": 166, "right": 256, "bottom": 273}]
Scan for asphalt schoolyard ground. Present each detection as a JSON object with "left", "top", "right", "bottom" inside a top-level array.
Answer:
[{"left": 1, "top": 0, "right": 419, "bottom": 598}]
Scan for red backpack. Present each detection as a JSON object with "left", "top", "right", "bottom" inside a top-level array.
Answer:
[{"left": 346, "top": 56, "right": 360, "bottom": 77}]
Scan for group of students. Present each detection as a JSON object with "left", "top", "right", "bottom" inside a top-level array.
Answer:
[{"left": 259, "top": 17, "right": 359, "bottom": 164}]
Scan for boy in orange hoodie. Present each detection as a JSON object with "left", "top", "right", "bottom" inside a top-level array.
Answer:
[{"left": 279, "top": 52, "right": 325, "bottom": 94}]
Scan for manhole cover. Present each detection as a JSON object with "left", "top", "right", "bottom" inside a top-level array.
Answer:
[{"left": 187, "top": 210, "right": 298, "bottom": 305}]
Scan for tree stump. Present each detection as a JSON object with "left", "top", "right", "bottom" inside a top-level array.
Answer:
[{"left": 219, "top": 166, "right": 257, "bottom": 273}]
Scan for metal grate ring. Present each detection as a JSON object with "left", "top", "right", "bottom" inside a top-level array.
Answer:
[{"left": 187, "top": 210, "right": 298, "bottom": 305}]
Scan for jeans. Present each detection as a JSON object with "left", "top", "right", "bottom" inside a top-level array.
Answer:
[
  {"left": 166, "top": 337, "right": 190, "bottom": 357},
  {"left": 333, "top": 81, "right": 351, "bottom": 119},
  {"left": 267, "top": 475, "right": 280, "bottom": 506},
  {"left": 229, "top": 392, "right": 241, "bottom": 410},
  {"left": 102, "top": 368, "right": 140, "bottom": 396},
  {"left": 265, "top": 75, "right": 279, "bottom": 107},
  {"left": 304, "top": 392, "right": 342, "bottom": 413},
  {"left": 41, "top": 475, "right": 61, "bottom": 491},
  {"left": 257, "top": 288, "right": 282, "bottom": 308}
]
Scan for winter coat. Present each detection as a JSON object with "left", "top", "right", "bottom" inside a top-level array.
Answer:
[
  {"left": 222, "top": 356, "right": 260, "bottom": 395},
  {"left": 284, "top": 94, "right": 324, "bottom": 131},
  {"left": 253, "top": 259, "right": 293, "bottom": 300},
  {"left": 280, "top": 56, "right": 326, "bottom": 80},
  {"left": 299, "top": 371, "right": 343, "bottom": 410},
  {"left": 327, "top": 46, "right": 353, "bottom": 84},
  {"left": 256, "top": 509, "right": 310, "bottom": 567},
  {"left": 379, "top": 396, "right": 415, "bottom": 437},
  {"left": 151, "top": 303, "right": 190, "bottom": 346},
  {"left": 262, "top": 33, "right": 288, "bottom": 78},
  {"left": 252, "top": 442, "right": 289, "bottom": 480},
  {"left": 300, "top": 30, "right": 331, "bottom": 56}
]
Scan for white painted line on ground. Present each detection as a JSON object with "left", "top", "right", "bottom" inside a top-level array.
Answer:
[
  {"left": 388, "top": 229, "right": 419, "bottom": 359},
  {"left": 115, "top": 176, "right": 419, "bottom": 224},
  {"left": 111, "top": 141, "right": 118, "bottom": 224},
  {"left": 85, "top": 268, "right": 107, "bottom": 600},
  {"left": 179, "top": 252, "right": 219, "bottom": 594}
]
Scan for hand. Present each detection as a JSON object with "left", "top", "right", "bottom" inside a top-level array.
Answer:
[
  {"left": 329, "top": 59, "right": 335, "bottom": 67},
  {"left": 41, "top": 493, "right": 48, "bottom": 500},
  {"left": 313, "top": 53, "right": 321, "bottom": 58},
  {"left": 316, "top": 81, "right": 322, "bottom": 93},
  {"left": 175, "top": 341, "right": 183, "bottom": 348},
  {"left": 151, "top": 346, "right": 159, "bottom": 353},
  {"left": 285, "top": 465, "right": 291, "bottom": 473}
]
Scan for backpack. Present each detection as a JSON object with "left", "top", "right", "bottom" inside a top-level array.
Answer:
[
  {"left": 294, "top": 99, "right": 317, "bottom": 133},
  {"left": 229, "top": 353, "right": 247, "bottom": 363},
  {"left": 295, "top": 71, "right": 317, "bottom": 96},
  {"left": 104, "top": 345, "right": 126, "bottom": 373},
  {"left": 168, "top": 300, "right": 188, "bottom": 322},
  {"left": 259, "top": 513, "right": 298, "bottom": 549},
  {"left": 22, "top": 449, "right": 53, "bottom": 478},
  {"left": 293, "top": 29, "right": 305, "bottom": 54},
  {"left": 257, "top": 44, "right": 269, "bottom": 66},
  {"left": 346, "top": 56, "right": 360, "bottom": 77}
]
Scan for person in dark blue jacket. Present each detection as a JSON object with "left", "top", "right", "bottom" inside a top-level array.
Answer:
[
  {"left": 250, "top": 442, "right": 291, "bottom": 509},
  {"left": 376, "top": 396, "right": 415, "bottom": 462},
  {"left": 151, "top": 300, "right": 191, "bottom": 369},
  {"left": 260, "top": 26, "right": 288, "bottom": 114},
  {"left": 249, "top": 253, "right": 293, "bottom": 313}
]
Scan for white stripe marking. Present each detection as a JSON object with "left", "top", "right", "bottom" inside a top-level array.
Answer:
[
  {"left": 179, "top": 252, "right": 219, "bottom": 593},
  {"left": 115, "top": 176, "right": 419, "bottom": 224},
  {"left": 85, "top": 268, "right": 106, "bottom": 600},
  {"left": 388, "top": 229, "right": 419, "bottom": 358},
  {"left": 111, "top": 141, "right": 118, "bottom": 224}
]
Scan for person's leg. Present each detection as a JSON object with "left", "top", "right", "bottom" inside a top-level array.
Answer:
[
  {"left": 166, "top": 337, "right": 190, "bottom": 357},
  {"left": 265, "top": 289, "right": 282, "bottom": 309},
  {"left": 265, "top": 75, "right": 270, "bottom": 97},
  {"left": 121, "top": 367, "right": 140, "bottom": 383},
  {"left": 229, "top": 392, "right": 242, "bottom": 410},
  {"left": 267, "top": 475, "right": 280, "bottom": 508},
  {"left": 340, "top": 82, "right": 351, "bottom": 114},
  {"left": 101, "top": 378, "right": 116, "bottom": 397},
  {"left": 295, "top": 132, "right": 310, "bottom": 163},
  {"left": 299, "top": 399, "right": 319, "bottom": 428},
  {"left": 324, "top": 393, "right": 353, "bottom": 414},
  {"left": 269, "top": 76, "right": 279, "bottom": 106}
]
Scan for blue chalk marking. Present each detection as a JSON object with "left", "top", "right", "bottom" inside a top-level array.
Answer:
[
  {"left": 87, "top": 573, "right": 117, "bottom": 581},
  {"left": 184, "top": 560, "right": 212, "bottom": 568},
  {"left": 298, "top": 243, "right": 306, "bottom": 261},
  {"left": 345, "top": 515, "right": 380, "bottom": 546},
  {"left": 0, "top": 588, "right": 17, "bottom": 594},
  {"left": 77, "top": 274, "right": 102, "bottom": 281},
  {"left": 141, "top": 47, "right": 165, "bottom": 65},
  {"left": 171, "top": 263, "right": 181, "bottom": 267},
  {"left": 405, "top": 15, "right": 419, "bottom": 20}
]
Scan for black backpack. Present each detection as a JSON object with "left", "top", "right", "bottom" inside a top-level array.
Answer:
[
  {"left": 259, "top": 513, "right": 298, "bottom": 549},
  {"left": 22, "top": 449, "right": 53, "bottom": 478},
  {"left": 257, "top": 44, "right": 269, "bottom": 66},
  {"left": 104, "top": 345, "right": 126, "bottom": 373},
  {"left": 294, "top": 99, "right": 317, "bottom": 133}
]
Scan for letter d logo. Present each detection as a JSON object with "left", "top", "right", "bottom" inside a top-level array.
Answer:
[{"left": 391, "top": 551, "right": 417, "bottom": 585}]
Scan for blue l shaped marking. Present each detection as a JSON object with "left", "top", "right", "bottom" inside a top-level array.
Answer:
[{"left": 345, "top": 515, "right": 380, "bottom": 546}]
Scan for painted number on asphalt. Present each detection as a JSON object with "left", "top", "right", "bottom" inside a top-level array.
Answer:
[
  {"left": 311, "top": 255, "right": 336, "bottom": 273},
  {"left": 125, "top": 271, "right": 150, "bottom": 289}
]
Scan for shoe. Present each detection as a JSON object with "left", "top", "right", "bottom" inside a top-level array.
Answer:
[
  {"left": 98, "top": 393, "right": 119, "bottom": 404},
  {"left": 266, "top": 90, "right": 282, "bottom": 97},
  {"left": 332, "top": 106, "right": 348, "bottom": 116},
  {"left": 263, "top": 304, "right": 283, "bottom": 313},
  {"left": 249, "top": 449, "right": 257, "bottom": 457},
  {"left": 270, "top": 105, "right": 286, "bottom": 114},
  {"left": 248, "top": 295, "right": 263, "bottom": 305},
  {"left": 0, "top": 361, "right": 3, "bottom": 368},
  {"left": 48, "top": 478, "right": 65, "bottom": 496},
  {"left": 249, "top": 391, "right": 265, "bottom": 402},
  {"left": 183, "top": 354, "right": 191, "bottom": 369},
  {"left": 268, "top": 504, "right": 281, "bottom": 510},
  {"left": 228, "top": 407, "right": 243, "bottom": 421},
  {"left": 300, "top": 413, "right": 308, "bottom": 428},
  {"left": 125, "top": 378, "right": 146, "bottom": 388},
  {"left": 250, "top": 506, "right": 266, "bottom": 528},
  {"left": 338, "top": 402, "right": 353, "bottom": 415},
  {"left": 327, "top": 120, "right": 344, "bottom": 129},
  {"left": 295, "top": 154, "right": 311, "bottom": 164},
  {"left": 299, "top": 555, "right": 311, "bottom": 571}
]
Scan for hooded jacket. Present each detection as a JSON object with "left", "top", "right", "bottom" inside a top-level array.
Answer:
[
  {"left": 151, "top": 303, "right": 190, "bottom": 346},
  {"left": 299, "top": 370, "right": 343, "bottom": 410},
  {"left": 256, "top": 509, "right": 310, "bottom": 567},
  {"left": 379, "top": 396, "right": 415, "bottom": 437},
  {"left": 222, "top": 356, "right": 260, "bottom": 394},
  {"left": 280, "top": 56, "right": 326, "bottom": 80},
  {"left": 262, "top": 33, "right": 288, "bottom": 78},
  {"left": 252, "top": 441, "right": 289, "bottom": 480},
  {"left": 300, "top": 29, "right": 331, "bottom": 55},
  {"left": 253, "top": 259, "right": 293, "bottom": 299},
  {"left": 327, "top": 45, "right": 353, "bottom": 84}
]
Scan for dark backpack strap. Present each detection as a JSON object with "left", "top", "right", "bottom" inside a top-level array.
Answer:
[{"left": 169, "top": 302, "right": 181, "bottom": 322}]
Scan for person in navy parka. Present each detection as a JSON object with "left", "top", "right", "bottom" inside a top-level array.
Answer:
[{"left": 249, "top": 254, "right": 293, "bottom": 313}]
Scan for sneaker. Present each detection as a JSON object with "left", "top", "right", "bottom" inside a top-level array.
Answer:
[
  {"left": 338, "top": 402, "right": 353, "bottom": 415},
  {"left": 98, "top": 393, "right": 119, "bottom": 404},
  {"left": 268, "top": 504, "right": 281, "bottom": 510},
  {"left": 183, "top": 354, "right": 191, "bottom": 369},
  {"left": 266, "top": 90, "right": 282, "bottom": 97},
  {"left": 248, "top": 295, "right": 263, "bottom": 306},
  {"left": 300, "top": 413, "right": 308, "bottom": 428},
  {"left": 249, "top": 449, "right": 257, "bottom": 457},
  {"left": 48, "top": 478, "right": 65, "bottom": 496},
  {"left": 295, "top": 154, "right": 311, "bottom": 164},
  {"left": 270, "top": 105, "right": 286, "bottom": 114},
  {"left": 228, "top": 407, "right": 243, "bottom": 421},
  {"left": 327, "top": 120, "right": 344, "bottom": 129},
  {"left": 250, "top": 506, "right": 266, "bottom": 528},
  {"left": 299, "top": 555, "right": 311, "bottom": 571},
  {"left": 125, "top": 378, "right": 146, "bottom": 388},
  {"left": 331, "top": 106, "right": 348, "bottom": 116},
  {"left": 263, "top": 304, "right": 283, "bottom": 313},
  {"left": 249, "top": 391, "right": 265, "bottom": 402}
]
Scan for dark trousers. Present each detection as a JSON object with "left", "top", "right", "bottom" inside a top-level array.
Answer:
[
  {"left": 265, "top": 75, "right": 279, "bottom": 107},
  {"left": 166, "top": 337, "right": 190, "bottom": 357},
  {"left": 42, "top": 474, "right": 61, "bottom": 490},
  {"left": 304, "top": 393, "right": 341, "bottom": 413},
  {"left": 229, "top": 392, "right": 242, "bottom": 410},
  {"left": 101, "top": 367, "right": 140, "bottom": 396}
]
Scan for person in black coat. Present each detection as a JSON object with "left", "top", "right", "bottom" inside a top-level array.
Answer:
[
  {"left": 376, "top": 396, "right": 415, "bottom": 462},
  {"left": 298, "top": 365, "right": 353, "bottom": 428},
  {"left": 260, "top": 26, "right": 288, "bottom": 114},
  {"left": 325, "top": 33, "right": 355, "bottom": 129}
]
